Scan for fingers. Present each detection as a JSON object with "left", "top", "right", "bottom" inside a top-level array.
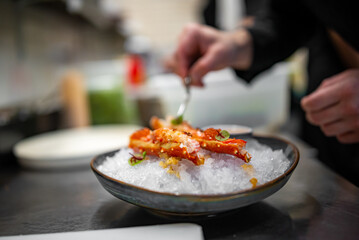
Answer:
[
  {"left": 306, "top": 103, "right": 359, "bottom": 143},
  {"left": 162, "top": 54, "right": 179, "bottom": 74},
  {"left": 337, "top": 131, "right": 359, "bottom": 144},
  {"left": 189, "top": 44, "right": 227, "bottom": 85},
  {"left": 301, "top": 82, "right": 341, "bottom": 112},
  {"left": 301, "top": 69, "right": 359, "bottom": 144},
  {"left": 175, "top": 23, "right": 233, "bottom": 86},
  {"left": 189, "top": 56, "right": 212, "bottom": 86},
  {"left": 320, "top": 117, "right": 359, "bottom": 137},
  {"left": 170, "top": 24, "right": 252, "bottom": 87},
  {"left": 300, "top": 70, "right": 359, "bottom": 112},
  {"left": 304, "top": 102, "right": 341, "bottom": 125},
  {"left": 319, "top": 69, "right": 359, "bottom": 89},
  {"left": 176, "top": 23, "right": 202, "bottom": 78},
  {"left": 318, "top": 71, "right": 348, "bottom": 88}
]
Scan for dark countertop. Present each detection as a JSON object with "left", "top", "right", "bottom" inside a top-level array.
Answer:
[{"left": 1, "top": 135, "right": 359, "bottom": 240}]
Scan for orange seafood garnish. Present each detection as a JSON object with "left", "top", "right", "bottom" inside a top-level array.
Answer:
[
  {"left": 150, "top": 116, "right": 203, "bottom": 137},
  {"left": 128, "top": 117, "right": 252, "bottom": 165},
  {"left": 192, "top": 128, "right": 250, "bottom": 162},
  {"left": 129, "top": 128, "right": 204, "bottom": 165},
  {"left": 150, "top": 116, "right": 251, "bottom": 162}
]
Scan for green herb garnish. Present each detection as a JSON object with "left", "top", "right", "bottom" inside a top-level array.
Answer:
[
  {"left": 129, "top": 151, "right": 147, "bottom": 166},
  {"left": 215, "top": 130, "right": 230, "bottom": 141},
  {"left": 171, "top": 115, "right": 183, "bottom": 125}
]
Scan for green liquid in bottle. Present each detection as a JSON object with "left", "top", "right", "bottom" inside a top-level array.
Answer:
[{"left": 88, "top": 87, "right": 128, "bottom": 125}]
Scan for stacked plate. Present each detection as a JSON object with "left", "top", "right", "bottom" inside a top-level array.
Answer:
[{"left": 14, "top": 125, "right": 141, "bottom": 169}]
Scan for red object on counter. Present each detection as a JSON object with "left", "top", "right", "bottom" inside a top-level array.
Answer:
[{"left": 127, "top": 54, "right": 145, "bottom": 86}]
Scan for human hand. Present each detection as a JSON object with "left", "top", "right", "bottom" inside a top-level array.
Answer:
[
  {"left": 165, "top": 23, "right": 253, "bottom": 87},
  {"left": 301, "top": 69, "right": 359, "bottom": 143}
]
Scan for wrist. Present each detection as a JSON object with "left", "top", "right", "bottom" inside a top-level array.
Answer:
[{"left": 227, "top": 28, "right": 253, "bottom": 70}]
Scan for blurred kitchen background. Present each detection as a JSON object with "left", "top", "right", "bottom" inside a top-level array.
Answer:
[{"left": 0, "top": 0, "right": 307, "bottom": 161}]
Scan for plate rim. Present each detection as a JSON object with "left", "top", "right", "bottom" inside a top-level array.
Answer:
[{"left": 13, "top": 124, "right": 142, "bottom": 162}]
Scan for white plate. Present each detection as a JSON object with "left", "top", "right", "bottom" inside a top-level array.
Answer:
[
  {"left": 0, "top": 223, "right": 203, "bottom": 240},
  {"left": 14, "top": 125, "right": 142, "bottom": 169}
]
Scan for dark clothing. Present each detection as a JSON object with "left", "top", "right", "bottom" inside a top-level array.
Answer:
[{"left": 237, "top": 0, "right": 359, "bottom": 186}]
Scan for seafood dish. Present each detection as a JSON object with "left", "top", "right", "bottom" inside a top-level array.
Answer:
[
  {"left": 92, "top": 118, "right": 298, "bottom": 212},
  {"left": 129, "top": 116, "right": 251, "bottom": 166},
  {"left": 96, "top": 116, "right": 291, "bottom": 194}
]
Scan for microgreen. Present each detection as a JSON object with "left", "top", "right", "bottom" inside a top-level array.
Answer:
[
  {"left": 215, "top": 130, "right": 230, "bottom": 141},
  {"left": 128, "top": 151, "right": 147, "bottom": 166},
  {"left": 171, "top": 115, "right": 183, "bottom": 125}
]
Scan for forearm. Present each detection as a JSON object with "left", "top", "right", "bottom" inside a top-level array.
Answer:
[{"left": 224, "top": 28, "right": 253, "bottom": 71}]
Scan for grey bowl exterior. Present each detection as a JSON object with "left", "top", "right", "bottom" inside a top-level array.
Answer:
[{"left": 91, "top": 135, "right": 299, "bottom": 215}]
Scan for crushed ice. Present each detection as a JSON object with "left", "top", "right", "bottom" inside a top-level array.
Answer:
[{"left": 97, "top": 139, "right": 290, "bottom": 194}]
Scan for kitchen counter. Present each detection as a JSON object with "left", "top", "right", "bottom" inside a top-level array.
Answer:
[{"left": 0, "top": 134, "right": 358, "bottom": 239}]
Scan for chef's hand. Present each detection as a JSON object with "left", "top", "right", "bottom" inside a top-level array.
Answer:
[
  {"left": 301, "top": 69, "right": 359, "bottom": 143},
  {"left": 165, "top": 23, "right": 253, "bottom": 87}
]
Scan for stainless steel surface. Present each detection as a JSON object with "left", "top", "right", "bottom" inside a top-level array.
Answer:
[
  {"left": 176, "top": 76, "right": 191, "bottom": 118},
  {"left": 0, "top": 133, "right": 359, "bottom": 239}
]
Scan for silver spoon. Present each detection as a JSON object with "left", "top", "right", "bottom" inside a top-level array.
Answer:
[{"left": 172, "top": 76, "right": 191, "bottom": 124}]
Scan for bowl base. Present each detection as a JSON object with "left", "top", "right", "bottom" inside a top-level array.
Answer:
[{"left": 146, "top": 208, "right": 243, "bottom": 221}]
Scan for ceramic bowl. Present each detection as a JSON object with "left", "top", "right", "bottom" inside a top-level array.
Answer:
[{"left": 91, "top": 135, "right": 299, "bottom": 217}]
